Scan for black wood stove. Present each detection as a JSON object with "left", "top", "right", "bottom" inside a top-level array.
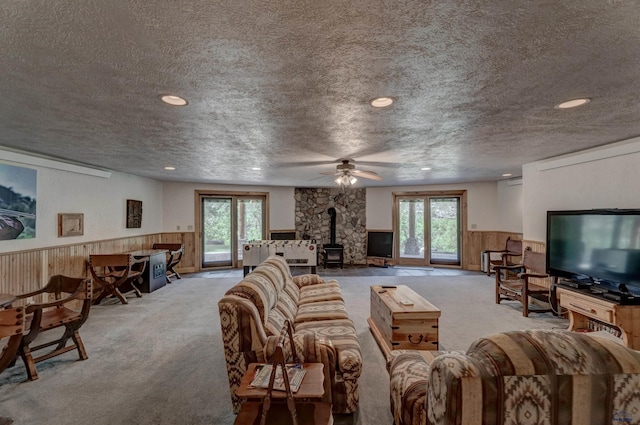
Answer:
[{"left": 323, "top": 207, "right": 344, "bottom": 268}]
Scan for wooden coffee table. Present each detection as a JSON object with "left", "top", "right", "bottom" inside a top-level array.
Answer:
[{"left": 368, "top": 285, "right": 441, "bottom": 357}]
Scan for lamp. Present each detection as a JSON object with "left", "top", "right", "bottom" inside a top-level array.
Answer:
[{"left": 335, "top": 172, "right": 357, "bottom": 186}]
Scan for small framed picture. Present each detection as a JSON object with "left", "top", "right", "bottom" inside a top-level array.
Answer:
[
  {"left": 58, "top": 213, "right": 84, "bottom": 237},
  {"left": 126, "top": 199, "right": 143, "bottom": 228}
]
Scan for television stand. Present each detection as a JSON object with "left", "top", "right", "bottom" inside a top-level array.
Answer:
[
  {"left": 367, "top": 257, "right": 392, "bottom": 268},
  {"left": 556, "top": 286, "right": 640, "bottom": 350}
]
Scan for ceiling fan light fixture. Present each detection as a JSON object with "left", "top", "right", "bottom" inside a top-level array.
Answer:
[
  {"left": 160, "top": 94, "right": 188, "bottom": 106},
  {"left": 554, "top": 98, "right": 590, "bottom": 109},
  {"left": 335, "top": 172, "right": 357, "bottom": 186},
  {"left": 370, "top": 96, "right": 394, "bottom": 108}
]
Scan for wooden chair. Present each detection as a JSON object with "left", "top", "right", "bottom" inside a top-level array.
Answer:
[
  {"left": 152, "top": 243, "right": 184, "bottom": 283},
  {"left": 494, "top": 247, "right": 552, "bottom": 317},
  {"left": 485, "top": 236, "right": 523, "bottom": 276},
  {"left": 0, "top": 306, "right": 25, "bottom": 375},
  {"left": 13, "top": 275, "right": 92, "bottom": 380},
  {"left": 89, "top": 254, "right": 145, "bottom": 305}
]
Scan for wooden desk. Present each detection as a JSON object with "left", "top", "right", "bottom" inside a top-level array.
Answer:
[
  {"left": 368, "top": 285, "right": 441, "bottom": 357},
  {"left": 0, "top": 294, "right": 16, "bottom": 308},
  {"left": 128, "top": 249, "right": 167, "bottom": 293}
]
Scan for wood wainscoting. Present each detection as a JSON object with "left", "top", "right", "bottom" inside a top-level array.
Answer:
[
  {"left": 0, "top": 232, "right": 196, "bottom": 297},
  {"left": 463, "top": 231, "right": 523, "bottom": 271},
  {"left": 466, "top": 235, "right": 551, "bottom": 291}
]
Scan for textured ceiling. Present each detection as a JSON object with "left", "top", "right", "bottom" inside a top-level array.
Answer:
[{"left": 1, "top": 1, "right": 640, "bottom": 187}]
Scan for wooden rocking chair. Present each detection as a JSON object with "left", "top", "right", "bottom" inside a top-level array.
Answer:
[
  {"left": 485, "top": 236, "right": 523, "bottom": 276},
  {"left": 494, "top": 247, "right": 552, "bottom": 317},
  {"left": 14, "top": 275, "right": 92, "bottom": 380},
  {"left": 0, "top": 306, "right": 25, "bottom": 375},
  {"left": 89, "top": 254, "right": 145, "bottom": 304}
]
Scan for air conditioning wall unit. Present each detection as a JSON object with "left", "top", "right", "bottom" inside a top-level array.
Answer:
[{"left": 481, "top": 251, "right": 504, "bottom": 273}]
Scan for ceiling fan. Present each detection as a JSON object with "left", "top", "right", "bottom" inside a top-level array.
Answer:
[{"left": 321, "top": 159, "right": 383, "bottom": 185}]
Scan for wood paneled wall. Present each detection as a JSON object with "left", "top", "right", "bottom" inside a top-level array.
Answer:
[
  {"left": 463, "top": 231, "right": 523, "bottom": 271},
  {"left": 2, "top": 230, "right": 546, "bottom": 295},
  {"left": 465, "top": 234, "right": 551, "bottom": 289},
  {"left": 0, "top": 232, "right": 196, "bottom": 296}
]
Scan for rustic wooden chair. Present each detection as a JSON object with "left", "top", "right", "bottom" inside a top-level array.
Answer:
[
  {"left": 494, "top": 247, "right": 552, "bottom": 317},
  {"left": 0, "top": 306, "right": 25, "bottom": 375},
  {"left": 13, "top": 275, "right": 92, "bottom": 380},
  {"left": 89, "top": 254, "right": 145, "bottom": 305},
  {"left": 485, "top": 236, "right": 523, "bottom": 276},
  {"left": 152, "top": 243, "right": 184, "bottom": 283}
]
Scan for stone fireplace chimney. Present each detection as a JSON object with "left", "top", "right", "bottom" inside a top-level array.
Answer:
[{"left": 294, "top": 187, "right": 366, "bottom": 265}]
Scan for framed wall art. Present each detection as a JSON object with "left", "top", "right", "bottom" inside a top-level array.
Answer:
[
  {"left": 0, "top": 163, "right": 37, "bottom": 240},
  {"left": 58, "top": 213, "right": 84, "bottom": 237},
  {"left": 126, "top": 199, "right": 142, "bottom": 228}
]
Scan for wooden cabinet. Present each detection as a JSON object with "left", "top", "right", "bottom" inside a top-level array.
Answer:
[
  {"left": 368, "top": 285, "right": 440, "bottom": 356},
  {"left": 556, "top": 287, "right": 640, "bottom": 350}
]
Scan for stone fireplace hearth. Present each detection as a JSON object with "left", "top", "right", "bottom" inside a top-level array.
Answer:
[{"left": 294, "top": 187, "right": 366, "bottom": 265}]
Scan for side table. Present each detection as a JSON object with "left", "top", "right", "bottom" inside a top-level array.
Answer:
[{"left": 235, "top": 362, "right": 332, "bottom": 425}]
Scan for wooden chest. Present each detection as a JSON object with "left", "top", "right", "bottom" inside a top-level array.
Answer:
[{"left": 368, "top": 285, "right": 440, "bottom": 356}]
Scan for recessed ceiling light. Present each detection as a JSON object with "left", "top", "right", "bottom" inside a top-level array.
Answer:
[
  {"left": 164, "top": 166, "right": 176, "bottom": 171},
  {"left": 421, "top": 167, "right": 432, "bottom": 171},
  {"left": 251, "top": 167, "right": 261, "bottom": 171},
  {"left": 554, "top": 98, "right": 590, "bottom": 109},
  {"left": 370, "top": 97, "right": 394, "bottom": 108},
  {"left": 160, "top": 95, "right": 188, "bottom": 106},
  {"left": 502, "top": 173, "right": 512, "bottom": 177}
]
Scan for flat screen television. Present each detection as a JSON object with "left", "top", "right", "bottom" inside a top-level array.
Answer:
[
  {"left": 546, "top": 209, "right": 640, "bottom": 296},
  {"left": 270, "top": 231, "right": 296, "bottom": 240},
  {"left": 367, "top": 231, "right": 393, "bottom": 258}
]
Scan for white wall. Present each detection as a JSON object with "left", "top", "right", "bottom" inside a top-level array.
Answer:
[
  {"left": 0, "top": 160, "right": 163, "bottom": 254},
  {"left": 523, "top": 141, "right": 640, "bottom": 243},
  {"left": 162, "top": 183, "right": 295, "bottom": 232},
  {"left": 496, "top": 180, "right": 523, "bottom": 233},
  {"left": 366, "top": 182, "right": 500, "bottom": 231}
]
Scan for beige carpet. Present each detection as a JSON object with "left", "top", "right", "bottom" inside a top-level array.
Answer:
[{"left": 0, "top": 272, "right": 568, "bottom": 425}]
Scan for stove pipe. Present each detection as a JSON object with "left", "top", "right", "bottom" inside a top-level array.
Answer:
[{"left": 327, "top": 207, "right": 337, "bottom": 245}]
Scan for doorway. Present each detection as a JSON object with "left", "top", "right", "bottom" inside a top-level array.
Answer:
[
  {"left": 394, "top": 192, "right": 465, "bottom": 267},
  {"left": 199, "top": 193, "right": 267, "bottom": 268}
]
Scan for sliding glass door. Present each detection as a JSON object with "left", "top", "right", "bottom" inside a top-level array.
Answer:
[
  {"left": 202, "top": 197, "right": 233, "bottom": 267},
  {"left": 429, "top": 197, "right": 461, "bottom": 265},
  {"left": 201, "top": 195, "right": 265, "bottom": 268},
  {"left": 398, "top": 199, "right": 425, "bottom": 261},
  {"left": 395, "top": 194, "right": 462, "bottom": 267}
]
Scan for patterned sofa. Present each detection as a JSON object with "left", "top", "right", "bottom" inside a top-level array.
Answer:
[
  {"left": 218, "top": 255, "right": 362, "bottom": 414},
  {"left": 388, "top": 329, "right": 640, "bottom": 425}
]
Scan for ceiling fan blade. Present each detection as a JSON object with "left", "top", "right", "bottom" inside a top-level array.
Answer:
[
  {"left": 320, "top": 171, "right": 340, "bottom": 176},
  {"left": 308, "top": 174, "right": 332, "bottom": 181},
  {"left": 279, "top": 160, "right": 338, "bottom": 168},
  {"left": 351, "top": 169, "right": 383, "bottom": 181}
]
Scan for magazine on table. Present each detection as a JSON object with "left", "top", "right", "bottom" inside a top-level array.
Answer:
[{"left": 248, "top": 363, "right": 306, "bottom": 393}]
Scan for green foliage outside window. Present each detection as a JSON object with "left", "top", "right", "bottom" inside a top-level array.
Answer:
[
  {"left": 399, "top": 198, "right": 459, "bottom": 256},
  {"left": 203, "top": 199, "right": 263, "bottom": 253}
]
